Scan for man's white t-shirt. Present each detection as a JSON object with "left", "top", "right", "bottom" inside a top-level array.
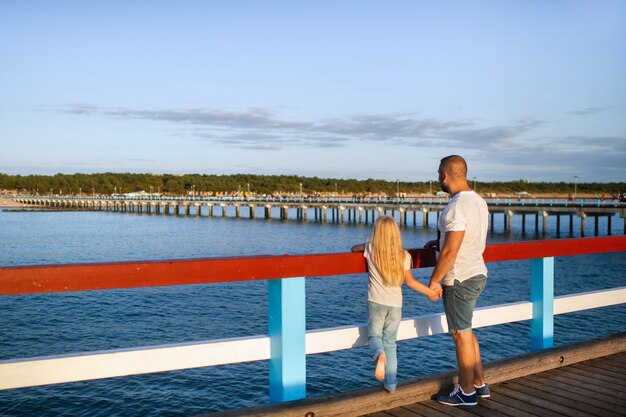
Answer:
[
  {"left": 437, "top": 190, "right": 489, "bottom": 286},
  {"left": 364, "top": 243, "right": 412, "bottom": 308}
]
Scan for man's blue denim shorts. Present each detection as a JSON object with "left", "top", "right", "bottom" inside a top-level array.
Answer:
[{"left": 442, "top": 274, "right": 487, "bottom": 333}]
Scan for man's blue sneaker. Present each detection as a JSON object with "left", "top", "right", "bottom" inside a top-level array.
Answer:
[
  {"left": 475, "top": 383, "right": 490, "bottom": 398},
  {"left": 435, "top": 385, "right": 477, "bottom": 406}
]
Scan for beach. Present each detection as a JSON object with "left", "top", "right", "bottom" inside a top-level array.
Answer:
[{"left": 0, "top": 197, "right": 24, "bottom": 207}]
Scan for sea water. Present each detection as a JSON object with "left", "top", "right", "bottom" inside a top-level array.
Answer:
[{"left": 0, "top": 208, "right": 625, "bottom": 416}]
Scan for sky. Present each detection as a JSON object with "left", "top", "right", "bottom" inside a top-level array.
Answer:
[{"left": 1, "top": 1, "right": 625, "bottom": 183}]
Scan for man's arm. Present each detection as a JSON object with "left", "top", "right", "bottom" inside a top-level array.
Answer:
[{"left": 429, "top": 230, "right": 464, "bottom": 290}]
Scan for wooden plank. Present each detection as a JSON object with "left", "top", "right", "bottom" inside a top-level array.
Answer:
[
  {"left": 550, "top": 363, "right": 616, "bottom": 386},
  {"left": 422, "top": 400, "right": 503, "bottom": 417},
  {"left": 565, "top": 364, "right": 623, "bottom": 385},
  {"left": 597, "top": 354, "right": 626, "bottom": 370},
  {"left": 493, "top": 384, "right": 582, "bottom": 417},
  {"left": 597, "top": 350, "right": 626, "bottom": 361},
  {"left": 513, "top": 377, "right": 621, "bottom": 417},
  {"left": 547, "top": 368, "right": 626, "bottom": 399},
  {"left": 587, "top": 357, "right": 626, "bottom": 373},
  {"left": 574, "top": 362, "right": 626, "bottom": 379},
  {"left": 527, "top": 373, "right": 626, "bottom": 408},
  {"left": 512, "top": 380, "right": 623, "bottom": 417},
  {"left": 472, "top": 332, "right": 626, "bottom": 386},
  {"left": 582, "top": 352, "right": 626, "bottom": 368},
  {"left": 610, "top": 352, "right": 626, "bottom": 365},
  {"left": 395, "top": 408, "right": 428, "bottom": 417},
  {"left": 403, "top": 403, "right": 454, "bottom": 417},
  {"left": 385, "top": 408, "right": 423, "bottom": 417},
  {"left": 419, "top": 401, "right": 483, "bottom": 417},
  {"left": 597, "top": 351, "right": 626, "bottom": 364},
  {"left": 475, "top": 392, "right": 546, "bottom": 417}
]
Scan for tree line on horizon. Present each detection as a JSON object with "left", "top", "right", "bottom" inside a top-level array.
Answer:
[{"left": 0, "top": 172, "right": 623, "bottom": 196}]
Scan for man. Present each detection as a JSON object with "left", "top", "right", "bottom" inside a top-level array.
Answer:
[{"left": 426, "top": 155, "right": 489, "bottom": 406}]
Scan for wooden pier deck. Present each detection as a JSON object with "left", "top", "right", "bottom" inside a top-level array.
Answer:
[
  {"left": 202, "top": 332, "right": 626, "bottom": 417},
  {"left": 367, "top": 351, "right": 626, "bottom": 417}
]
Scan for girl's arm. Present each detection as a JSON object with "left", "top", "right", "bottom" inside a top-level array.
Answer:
[
  {"left": 351, "top": 243, "right": 365, "bottom": 252},
  {"left": 405, "top": 270, "right": 441, "bottom": 301}
]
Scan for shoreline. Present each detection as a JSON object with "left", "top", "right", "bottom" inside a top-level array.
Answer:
[{"left": 0, "top": 197, "right": 25, "bottom": 208}]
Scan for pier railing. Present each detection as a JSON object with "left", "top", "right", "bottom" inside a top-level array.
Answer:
[
  {"left": 1, "top": 236, "right": 625, "bottom": 404},
  {"left": 13, "top": 195, "right": 626, "bottom": 237},
  {"left": 15, "top": 194, "right": 626, "bottom": 208}
]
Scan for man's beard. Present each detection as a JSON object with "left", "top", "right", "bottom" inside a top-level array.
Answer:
[{"left": 440, "top": 183, "right": 450, "bottom": 193}]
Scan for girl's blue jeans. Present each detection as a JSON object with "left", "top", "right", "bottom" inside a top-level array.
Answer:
[{"left": 368, "top": 301, "right": 402, "bottom": 391}]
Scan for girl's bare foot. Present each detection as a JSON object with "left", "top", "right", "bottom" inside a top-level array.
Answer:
[{"left": 374, "top": 353, "right": 386, "bottom": 382}]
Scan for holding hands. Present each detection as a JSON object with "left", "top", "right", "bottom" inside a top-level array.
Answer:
[
  {"left": 427, "top": 281, "right": 443, "bottom": 302},
  {"left": 423, "top": 240, "right": 443, "bottom": 301},
  {"left": 404, "top": 270, "right": 442, "bottom": 302}
]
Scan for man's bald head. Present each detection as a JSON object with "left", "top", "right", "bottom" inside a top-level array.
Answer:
[{"left": 439, "top": 155, "right": 468, "bottom": 180}]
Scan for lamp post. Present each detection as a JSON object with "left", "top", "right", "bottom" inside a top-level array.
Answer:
[
  {"left": 299, "top": 183, "right": 303, "bottom": 201},
  {"left": 396, "top": 179, "right": 399, "bottom": 198},
  {"left": 574, "top": 176, "right": 578, "bottom": 200},
  {"left": 335, "top": 182, "right": 337, "bottom": 196},
  {"left": 247, "top": 183, "right": 250, "bottom": 194},
  {"left": 429, "top": 180, "right": 432, "bottom": 195}
]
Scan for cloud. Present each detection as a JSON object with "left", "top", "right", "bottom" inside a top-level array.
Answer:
[
  {"left": 53, "top": 105, "right": 626, "bottom": 181},
  {"left": 57, "top": 105, "right": 544, "bottom": 153},
  {"left": 473, "top": 135, "right": 626, "bottom": 180},
  {"left": 568, "top": 107, "right": 610, "bottom": 116},
  {"left": 425, "top": 119, "right": 543, "bottom": 149},
  {"left": 61, "top": 105, "right": 309, "bottom": 130}
]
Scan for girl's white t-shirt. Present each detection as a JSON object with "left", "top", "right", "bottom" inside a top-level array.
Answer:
[
  {"left": 364, "top": 243, "right": 411, "bottom": 308},
  {"left": 437, "top": 190, "right": 489, "bottom": 285}
]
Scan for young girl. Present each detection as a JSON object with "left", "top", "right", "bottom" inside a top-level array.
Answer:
[{"left": 352, "top": 215, "right": 441, "bottom": 393}]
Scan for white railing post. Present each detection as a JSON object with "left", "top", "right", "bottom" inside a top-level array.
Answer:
[
  {"left": 530, "top": 257, "right": 554, "bottom": 350},
  {"left": 268, "top": 277, "right": 306, "bottom": 403}
]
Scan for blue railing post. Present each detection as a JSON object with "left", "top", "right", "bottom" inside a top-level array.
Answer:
[
  {"left": 268, "top": 277, "right": 306, "bottom": 403},
  {"left": 530, "top": 257, "right": 554, "bottom": 350}
]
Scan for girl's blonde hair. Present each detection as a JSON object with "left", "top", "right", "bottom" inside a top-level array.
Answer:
[{"left": 369, "top": 216, "right": 405, "bottom": 287}]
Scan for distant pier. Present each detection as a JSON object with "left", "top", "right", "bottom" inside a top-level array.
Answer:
[{"left": 12, "top": 195, "right": 626, "bottom": 236}]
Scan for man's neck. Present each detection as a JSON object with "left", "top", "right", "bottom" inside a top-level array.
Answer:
[{"left": 448, "top": 181, "right": 472, "bottom": 197}]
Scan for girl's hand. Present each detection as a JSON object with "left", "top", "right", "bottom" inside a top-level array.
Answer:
[
  {"left": 428, "top": 287, "right": 442, "bottom": 302},
  {"left": 351, "top": 243, "right": 365, "bottom": 252}
]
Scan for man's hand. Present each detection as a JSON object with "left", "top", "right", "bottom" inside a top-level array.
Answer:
[
  {"left": 429, "top": 280, "right": 442, "bottom": 299},
  {"left": 427, "top": 286, "right": 442, "bottom": 302}
]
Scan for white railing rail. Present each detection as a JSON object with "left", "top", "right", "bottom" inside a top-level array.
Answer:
[{"left": 2, "top": 286, "right": 625, "bottom": 391}]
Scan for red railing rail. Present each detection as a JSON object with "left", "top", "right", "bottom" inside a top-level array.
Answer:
[{"left": 1, "top": 236, "right": 625, "bottom": 296}]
